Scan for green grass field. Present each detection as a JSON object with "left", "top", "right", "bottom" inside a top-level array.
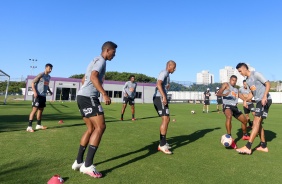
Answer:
[{"left": 0, "top": 99, "right": 281, "bottom": 184}]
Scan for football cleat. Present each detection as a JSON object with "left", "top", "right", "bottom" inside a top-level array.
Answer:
[
  {"left": 80, "top": 163, "right": 102, "bottom": 178},
  {"left": 256, "top": 146, "right": 269, "bottom": 153},
  {"left": 72, "top": 160, "right": 84, "bottom": 171},
  {"left": 242, "top": 135, "right": 250, "bottom": 140},
  {"left": 26, "top": 126, "right": 34, "bottom": 133},
  {"left": 230, "top": 139, "right": 237, "bottom": 149},
  {"left": 158, "top": 144, "right": 172, "bottom": 155},
  {"left": 36, "top": 125, "right": 47, "bottom": 130},
  {"left": 236, "top": 146, "right": 252, "bottom": 155}
]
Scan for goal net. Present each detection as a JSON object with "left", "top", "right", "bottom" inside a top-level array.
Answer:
[{"left": 0, "top": 70, "right": 10, "bottom": 104}]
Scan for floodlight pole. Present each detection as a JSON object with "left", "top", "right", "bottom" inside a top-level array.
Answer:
[
  {"left": 4, "top": 76, "right": 10, "bottom": 105},
  {"left": 29, "top": 59, "right": 37, "bottom": 75}
]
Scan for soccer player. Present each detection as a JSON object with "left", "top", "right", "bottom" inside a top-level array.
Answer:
[
  {"left": 235, "top": 63, "right": 272, "bottom": 154},
  {"left": 72, "top": 41, "right": 117, "bottom": 178},
  {"left": 215, "top": 87, "right": 223, "bottom": 112},
  {"left": 216, "top": 75, "right": 250, "bottom": 149},
  {"left": 153, "top": 60, "right": 176, "bottom": 155},
  {"left": 120, "top": 75, "right": 137, "bottom": 121},
  {"left": 203, "top": 88, "right": 211, "bottom": 113},
  {"left": 26, "top": 63, "right": 53, "bottom": 132},
  {"left": 239, "top": 80, "right": 255, "bottom": 128}
]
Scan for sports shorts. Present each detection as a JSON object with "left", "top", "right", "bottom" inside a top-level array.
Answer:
[
  {"left": 254, "top": 99, "right": 272, "bottom": 119},
  {"left": 243, "top": 103, "right": 255, "bottom": 114},
  {"left": 123, "top": 96, "right": 135, "bottom": 106},
  {"left": 223, "top": 104, "right": 243, "bottom": 119},
  {"left": 77, "top": 95, "right": 104, "bottom": 118},
  {"left": 32, "top": 95, "right": 46, "bottom": 108},
  {"left": 153, "top": 96, "right": 169, "bottom": 116}
]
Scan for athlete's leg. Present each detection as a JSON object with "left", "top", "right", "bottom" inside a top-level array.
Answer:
[
  {"left": 36, "top": 108, "right": 44, "bottom": 122},
  {"left": 207, "top": 105, "right": 209, "bottom": 113},
  {"left": 29, "top": 107, "right": 38, "bottom": 122},
  {"left": 224, "top": 109, "right": 232, "bottom": 135},
  {"left": 236, "top": 114, "right": 248, "bottom": 135},
  {"left": 131, "top": 105, "right": 135, "bottom": 120}
]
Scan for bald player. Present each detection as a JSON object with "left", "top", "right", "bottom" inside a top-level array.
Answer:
[
  {"left": 153, "top": 60, "right": 176, "bottom": 155},
  {"left": 26, "top": 63, "right": 53, "bottom": 132},
  {"left": 216, "top": 75, "right": 250, "bottom": 149},
  {"left": 239, "top": 80, "right": 255, "bottom": 128},
  {"left": 72, "top": 41, "right": 117, "bottom": 178},
  {"left": 236, "top": 63, "right": 272, "bottom": 155}
]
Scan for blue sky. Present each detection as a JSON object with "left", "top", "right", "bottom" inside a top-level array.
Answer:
[{"left": 1, "top": 0, "right": 282, "bottom": 82}]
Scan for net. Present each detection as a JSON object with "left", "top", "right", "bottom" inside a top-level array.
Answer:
[{"left": 0, "top": 70, "right": 10, "bottom": 104}]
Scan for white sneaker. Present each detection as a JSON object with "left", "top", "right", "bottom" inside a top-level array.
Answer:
[
  {"left": 26, "top": 126, "right": 34, "bottom": 132},
  {"left": 35, "top": 125, "right": 47, "bottom": 130},
  {"left": 165, "top": 143, "right": 172, "bottom": 149},
  {"left": 158, "top": 144, "right": 172, "bottom": 155},
  {"left": 72, "top": 160, "right": 83, "bottom": 171},
  {"left": 80, "top": 163, "right": 102, "bottom": 178}
]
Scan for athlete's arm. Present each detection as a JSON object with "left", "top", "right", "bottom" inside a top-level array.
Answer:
[
  {"left": 156, "top": 80, "right": 167, "bottom": 105},
  {"left": 81, "top": 75, "right": 85, "bottom": 85},
  {"left": 216, "top": 83, "right": 230, "bottom": 97},
  {"left": 262, "top": 81, "right": 271, "bottom": 106},
  {"left": 90, "top": 71, "right": 111, "bottom": 105},
  {"left": 32, "top": 73, "right": 43, "bottom": 98},
  {"left": 123, "top": 82, "right": 128, "bottom": 97},
  {"left": 133, "top": 83, "right": 137, "bottom": 99}
]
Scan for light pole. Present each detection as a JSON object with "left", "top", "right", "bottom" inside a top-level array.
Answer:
[{"left": 29, "top": 59, "right": 37, "bottom": 75}]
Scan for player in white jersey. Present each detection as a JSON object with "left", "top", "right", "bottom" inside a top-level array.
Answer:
[
  {"left": 120, "top": 75, "right": 137, "bottom": 121},
  {"left": 216, "top": 75, "right": 250, "bottom": 149},
  {"left": 153, "top": 60, "right": 176, "bottom": 155},
  {"left": 215, "top": 87, "right": 223, "bottom": 112},
  {"left": 203, "top": 88, "right": 211, "bottom": 113},
  {"left": 26, "top": 63, "right": 53, "bottom": 132},
  {"left": 72, "top": 41, "right": 117, "bottom": 178},
  {"left": 236, "top": 63, "right": 272, "bottom": 155},
  {"left": 239, "top": 80, "right": 255, "bottom": 128}
]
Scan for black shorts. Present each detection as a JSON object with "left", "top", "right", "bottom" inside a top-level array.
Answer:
[
  {"left": 123, "top": 96, "right": 135, "bottom": 106},
  {"left": 204, "top": 100, "right": 210, "bottom": 105},
  {"left": 243, "top": 103, "right": 255, "bottom": 114},
  {"left": 77, "top": 95, "right": 104, "bottom": 118},
  {"left": 153, "top": 96, "right": 169, "bottom": 116},
  {"left": 223, "top": 104, "right": 243, "bottom": 119},
  {"left": 255, "top": 99, "right": 272, "bottom": 119},
  {"left": 32, "top": 95, "right": 46, "bottom": 108},
  {"left": 217, "top": 98, "right": 223, "bottom": 105}
]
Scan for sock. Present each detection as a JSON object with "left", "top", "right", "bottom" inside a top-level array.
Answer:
[
  {"left": 160, "top": 134, "right": 166, "bottom": 146},
  {"left": 260, "top": 142, "right": 267, "bottom": 148},
  {"left": 76, "top": 145, "right": 86, "bottom": 164},
  {"left": 121, "top": 114, "right": 124, "bottom": 119},
  {"left": 28, "top": 120, "right": 33, "bottom": 127},
  {"left": 246, "top": 142, "right": 252, "bottom": 149},
  {"left": 85, "top": 145, "right": 98, "bottom": 167},
  {"left": 132, "top": 114, "right": 135, "bottom": 119},
  {"left": 37, "top": 120, "right": 41, "bottom": 125}
]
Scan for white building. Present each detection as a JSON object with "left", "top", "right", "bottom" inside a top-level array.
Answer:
[
  {"left": 219, "top": 64, "right": 255, "bottom": 86},
  {"left": 196, "top": 70, "right": 214, "bottom": 85}
]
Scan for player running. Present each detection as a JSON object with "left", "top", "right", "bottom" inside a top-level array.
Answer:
[
  {"left": 239, "top": 80, "right": 255, "bottom": 128},
  {"left": 120, "top": 75, "right": 137, "bottom": 121},
  {"left": 203, "top": 88, "right": 211, "bottom": 113},
  {"left": 216, "top": 75, "right": 250, "bottom": 149},
  {"left": 72, "top": 41, "right": 117, "bottom": 178},
  {"left": 215, "top": 87, "right": 223, "bottom": 112},
  {"left": 153, "top": 60, "right": 176, "bottom": 155},
  {"left": 26, "top": 63, "right": 53, "bottom": 132},
  {"left": 236, "top": 63, "right": 272, "bottom": 155}
]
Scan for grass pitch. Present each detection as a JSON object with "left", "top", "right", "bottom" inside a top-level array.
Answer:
[{"left": 0, "top": 100, "right": 281, "bottom": 184}]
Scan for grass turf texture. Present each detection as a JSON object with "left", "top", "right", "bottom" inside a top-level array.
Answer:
[{"left": 0, "top": 100, "right": 281, "bottom": 184}]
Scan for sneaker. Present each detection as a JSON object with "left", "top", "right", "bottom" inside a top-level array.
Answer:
[
  {"left": 47, "top": 174, "right": 64, "bottom": 184},
  {"left": 158, "top": 144, "right": 172, "bottom": 155},
  {"left": 120, "top": 118, "right": 123, "bottom": 121},
  {"left": 132, "top": 118, "right": 136, "bottom": 121},
  {"left": 36, "top": 125, "right": 47, "bottom": 130},
  {"left": 26, "top": 126, "right": 34, "bottom": 133},
  {"left": 72, "top": 160, "right": 83, "bottom": 171},
  {"left": 165, "top": 143, "right": 172, "bottom": 149},
  {"left": 236, "top": 146, "right": 252, "bottom": 155},
  {"left": 242, "top": 135, "right": 250, "bottom": 140},
  {"left": 230, "top": 139, "right": 237, "bottom": 149},
  {"left": 256, "top": 146, "right": 269, "bottom": 153},
  {"left": 80, "top": 163, "right": 102, "bottom": 178}
]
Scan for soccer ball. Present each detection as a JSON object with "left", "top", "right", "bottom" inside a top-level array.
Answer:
[
  {"left": 191, "top": 110, "right": 195, "bottom": 114},
  {"left": 220, "top": 134, "right": 232, "bottom": 147}
]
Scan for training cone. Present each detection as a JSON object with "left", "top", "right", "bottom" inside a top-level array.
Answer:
[
  {"left": 47, "top": 175, "right": 64, "bottom": 184},
  {"left": 58, "top": 120, "right": 64, "bottom": 124}
]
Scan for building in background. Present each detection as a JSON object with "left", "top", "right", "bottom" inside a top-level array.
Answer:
[
  {"left": 196, "top": 70, "right": 214, "bottom": 85},
  {"left": 219, "top": 64, "right": 255, "bottom": 86}
]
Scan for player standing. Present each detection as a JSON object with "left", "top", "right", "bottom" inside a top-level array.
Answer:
[
  {"left": 216, "top": 75, "right": 250, "bottom": 149},
  {"left": 26, "top": 63, "right": 53, "bottom": 132},
  {"left": 239, "top": 80, "right": 255, "bottom": 128},
  {"left": 153, "top": 60, "right": 176, "bottom": 155},
  {"left": 235, "top": 63, "right": 271, "bottom": 154},
  {"left": 120, "top": 75, "right": 137, "bottom": 121},
  {"left": 203, "top": 88, "right": 211, "bottom": 113},
  {"left": 215, "top": 87, "right": 223, "bottom": 112},
  {"left": 72, "top": 41, "right": 117, "bottom": 178}
]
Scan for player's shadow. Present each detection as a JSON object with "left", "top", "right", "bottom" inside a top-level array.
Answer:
[
  {"left": 97, "top": 127, "right": 220, "bottom": 176},
  {"left": 235, "top": 128, "right": 276, "bottom": 143}
]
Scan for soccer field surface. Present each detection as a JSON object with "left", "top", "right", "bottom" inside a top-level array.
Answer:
[{"left": 0, "top": 101, "right": 281, "bottom": 184}]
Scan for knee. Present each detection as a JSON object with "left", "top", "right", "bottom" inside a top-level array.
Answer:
[{"left": 96, "top": 124, "right": 106, "bottom": 133}]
